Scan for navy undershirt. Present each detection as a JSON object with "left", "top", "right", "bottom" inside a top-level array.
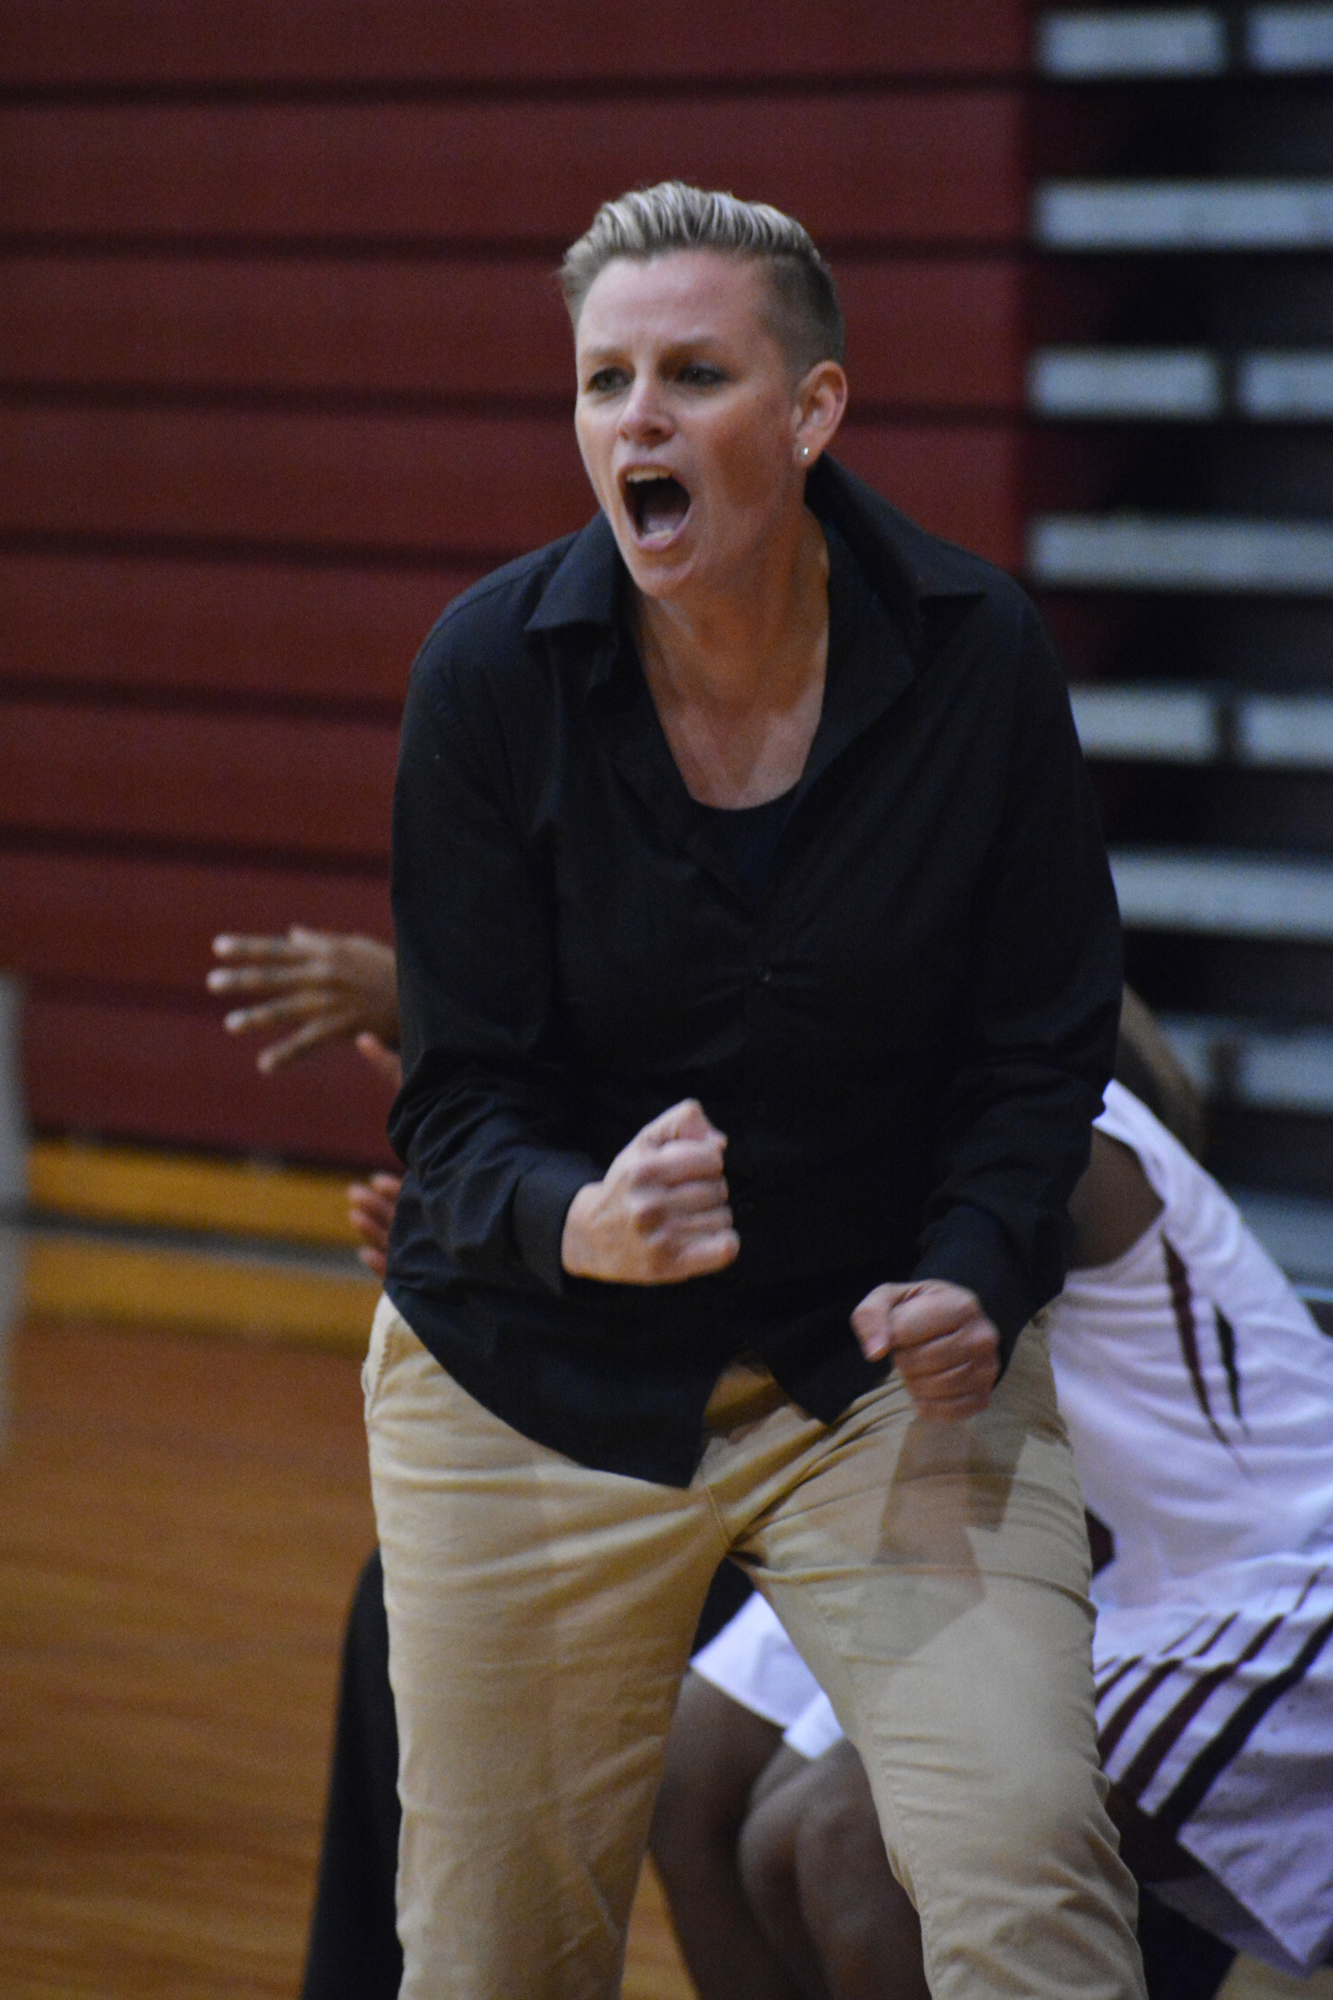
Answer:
[{"left": 689, "top": 785, "right": 798, "bottom": 900}]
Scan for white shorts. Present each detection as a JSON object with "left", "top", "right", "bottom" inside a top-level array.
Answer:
[
  {"left": 692, "top": 1545, "right": 1333, "bottom": 1977},
  {"left": 1092, "top": 1545, "right": 1333, "bottom": 1976},
  {"left": 691, "top": 1591, "right": 839, "bottom": 1759}
]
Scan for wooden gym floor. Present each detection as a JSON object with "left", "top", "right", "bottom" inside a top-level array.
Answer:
[
  {"left": 0, "top": 1204, "right": 1326, "bottom": 1996},
  {"left": 0, "top": 1309, "right": 692, "bottom": 1999}
]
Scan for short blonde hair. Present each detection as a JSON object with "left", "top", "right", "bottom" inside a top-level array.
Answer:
[{"left": 560, "top": 180, "right": 845, "bottom": 377}]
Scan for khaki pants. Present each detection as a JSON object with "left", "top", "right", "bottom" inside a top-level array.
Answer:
[{"left": 365, "top": 1295, "right": 1145, "bottom": 2000}]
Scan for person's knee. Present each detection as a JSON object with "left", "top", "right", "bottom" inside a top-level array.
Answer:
[
  {"left": 793, "top": 1752, "right": 886, "bottom": 1917},
  {"left": 795, "top": 1750, "right": 916, "bottom": 1967},
  {"left": 737, "top": 1768, "right": 804, "bottom": 1925},
  {"left": 650, "top": 1673, "right": 782, "bottom": 1882}
]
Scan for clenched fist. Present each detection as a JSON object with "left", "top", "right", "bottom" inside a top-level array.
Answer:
[
  {"left": 851, "top": 1279, "right": 1000, "bottom": 1423},
  {"left": 561, "top": 1099, "right": 739, "bottom": 1285}
]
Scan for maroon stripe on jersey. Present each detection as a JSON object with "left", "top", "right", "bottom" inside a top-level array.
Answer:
[
  {"left": 1115, "top": 1571, "right": 1325, "bottom": 1805},
  {"left": 1214, "top": 1306, "right": 1244, "bottom": 1425},
  {"left": 1095, "top": 1657, "right": 1142, "bottom": 1706},
  {"left": 1095, "top": 1612, "right": 1217, "bottom": 1708},
  {"left": 1157, "top": 1593, "right": 1333, "bottom": 1837},
  {"left": 1163, "top": 1235, "right": 1228, "bottom": 1446},
  {"left": 1097, "top": 1614, "right": 1238, "bottom": 1767}
]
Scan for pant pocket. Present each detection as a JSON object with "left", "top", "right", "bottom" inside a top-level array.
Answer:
[{"left": 362, "top": 1290, "right": 403, "bottom": 1421}]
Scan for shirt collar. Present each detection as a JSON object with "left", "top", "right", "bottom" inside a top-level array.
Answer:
[{"left": 522, "top": 452, "right": 986, "bottom": 657}]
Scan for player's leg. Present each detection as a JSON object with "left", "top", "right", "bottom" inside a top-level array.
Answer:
[
  {"left": 650, "top": 1672, "right": 806, "bottom": 2000},
  {"left": 301, "top": 1548, "right": 402, "bottom": 2000},
  {"left": 741, "top": 1741, "right": 930, "bottom": 2000}
]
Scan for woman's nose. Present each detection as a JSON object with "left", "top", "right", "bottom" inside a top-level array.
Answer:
[{"left": 618, "top": 379, "right": 671, "bottom": 441}]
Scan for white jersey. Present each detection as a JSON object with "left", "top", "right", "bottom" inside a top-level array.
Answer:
[
  {"left": 1047, "top": 1079, "right": 1333, "bottom": 1610},
  {"left": 694, "top": 1082, "right": 1333, "bottom": 1975}
]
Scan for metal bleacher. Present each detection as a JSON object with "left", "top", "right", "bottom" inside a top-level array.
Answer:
[{"left": 1033, "top": 7, "right": 1333, "bottom": 1277}]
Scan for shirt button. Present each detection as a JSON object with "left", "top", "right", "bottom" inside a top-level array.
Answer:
[{"left": 756, "top": 965, "right": 773, "bottom": 985}]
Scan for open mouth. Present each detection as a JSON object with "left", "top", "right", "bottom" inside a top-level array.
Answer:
[{"left": 623, "top": 469, "right": 691, "bottom": 545}]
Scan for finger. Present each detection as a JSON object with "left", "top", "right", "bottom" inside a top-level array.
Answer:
[
  {"left": 211, "top": 934, "right": 310, "bottom": 963},
  {"left": 209, "top": 965, "right": 324, "bottom": 996},
  {"left": 223, "top": 993, "right": 338, "bottom": 1032},
  {"left": 892, "top": 1326, "right": 996, "bottom": 1382},
  {"left": 882, "top": 1288, "right": 988, "bottom": 1354},
  {"left": 349, "top": 1190, "right": 397, "bottom": 1229},
  {"left": 897, "top": 1338, "right": 994, "bottom": 1387},
  {"left": 368, "top": 1173, "right": 404, "bottom": 1199},
  {"left": 643, "top": 1098, "right": 725, "bottom": 1147},
  {"left": 664, "top": 1200, "right": 736, "bottom": 1239},
  {"left": 255, "top": 1014, "right": 358, "bottom": 1072},
  {"left": 355, "top": 1033, "right": 404, "bottom": 1088},
  {"left": 357, "top": 1246, "right": 389, "bottom": 1278},
  {"left": 348, "top": 1184, "right": 394, "bottom": 1232},
  {"left": 631, "top": 1138, "right": 728, "bottom": 1188},
  {"left": 635, "top": 1177, "right": 730, "bottom": 1219},
  {"left": 850, "top": 1295, "right": 893, "bottom": 1361},
  {"left": 628, "top": 1198, "right": 736, "bottom": 1251},
  {"left": 657, "top": 1226, "right": 740, "bottom": 1280}
]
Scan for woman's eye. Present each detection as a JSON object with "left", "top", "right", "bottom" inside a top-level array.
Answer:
[
  {"left": 679, "top": 364, "right": 723, "bottom": 386},
  {"left": 586, "top": 367, "right": 627, "bottom": 394}
]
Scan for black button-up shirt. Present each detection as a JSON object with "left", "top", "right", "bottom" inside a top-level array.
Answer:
[{"left": 385, "top": 457, "right": 1121, "bottom": 1485}]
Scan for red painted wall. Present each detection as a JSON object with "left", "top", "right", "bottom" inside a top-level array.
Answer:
[{"left": 0, "top": 3, "right": 1037, "bottom": 1164}]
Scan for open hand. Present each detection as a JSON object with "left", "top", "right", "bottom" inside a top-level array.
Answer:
[
  {"left": 561, "top": 1098, "right": 739, "bottom": 1285},
  {"left": 851, "top": 1280, "right": 999, "bottom": 1422},
  {"left": 208, "top": 928, "right": 399, "bottom": 1072}
]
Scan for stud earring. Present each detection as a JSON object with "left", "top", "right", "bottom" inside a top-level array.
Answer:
[{"left": 801, "top": 445, "right": 811, "bottom": 461}]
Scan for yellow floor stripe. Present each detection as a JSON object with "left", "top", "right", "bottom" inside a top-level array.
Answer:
[
  {"left": 27, "top": 1138, "right": 360, "bottom": 1247},
  {"left": 22, "top": 1236, "right": 379, "bottom": 1354}
]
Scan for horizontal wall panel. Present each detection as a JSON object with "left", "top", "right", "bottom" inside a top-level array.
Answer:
[
  {"left": 837, "top": 260, "right": 1025, "bottom": 409},
  {"left": 835, "top": 424, "right": 1022, "bottom": 570},
  {"left": 0, "top": 850, "right": 390, "bottom": 997},
  {"left": 0, "top": 254, "right": 1025, "bottom": 411},
  {"left": 0, "top": 405, "right": 593, "bottom": 557},
  {"left": 0, "top": 255, "right": 578, "bottom": 401},
  {"left": 23, "top": 991, "right": 398, "bottom": 1166},
  {"left": 0, "top": 94, "right": 1025, "bottom": 247},
  {"left": 0, "top": 699, "right": 397, "bottom": 859},
  {"left": 0, "top": 406, "right": 1019, "bottom": 568},
  {"left": 0, "top": 551, "right": 468, "bottom": 700},
  {"left": 0, "top": 2, "right": 1029, "bottom": 86}
]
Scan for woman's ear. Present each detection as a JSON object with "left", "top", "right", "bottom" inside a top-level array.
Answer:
[{"left": 793, "top": 360, "right": 849, "bottom": 469}]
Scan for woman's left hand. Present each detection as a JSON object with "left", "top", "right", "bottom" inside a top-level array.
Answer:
[{"left": 850, "top": 1280, "right": 999, "bottom": 1422}]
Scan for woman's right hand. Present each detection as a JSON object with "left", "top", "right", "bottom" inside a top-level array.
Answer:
[{"left": 561, "top": 1099, "right": 739, "bottom": 1284}]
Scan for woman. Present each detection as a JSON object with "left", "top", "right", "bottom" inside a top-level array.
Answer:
[{"left": 369, "top": 182, "right": 1141, "bottom": 1997}]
